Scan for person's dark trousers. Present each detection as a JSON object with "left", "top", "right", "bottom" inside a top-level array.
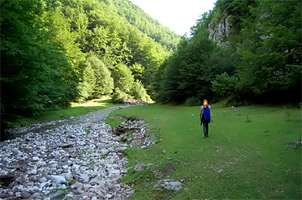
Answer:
[{"left": 202, "top": 122, "right": 209, "bottom": 137}]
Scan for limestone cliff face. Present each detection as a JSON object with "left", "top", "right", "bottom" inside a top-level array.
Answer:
[{"left": 208, "top": 15, "right": 232, "bottom": 45}]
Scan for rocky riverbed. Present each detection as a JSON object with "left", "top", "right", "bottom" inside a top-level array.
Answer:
[{"left": 0, "top": 107, "right": 140, "bottom": 200}]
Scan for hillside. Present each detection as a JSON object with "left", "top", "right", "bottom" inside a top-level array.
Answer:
[
  {"left": 0, "top": 0, "right": 179, "bottom": 132},
  {"left": 157, "top": 0, "right": 301, "bottom": 104},
  {"left": 107, "top": 0, "right": 180, "bottom": 50}
]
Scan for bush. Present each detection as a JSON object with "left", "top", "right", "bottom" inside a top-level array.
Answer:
[
  {"left": 111, "top": 88, "right": 132, "bottom": 103},
  {"left": 184, "top": 96, "right": 200, "bottom": 106},
  {"left": 131, "top": 80, "right": 152, "bottom": 103}
]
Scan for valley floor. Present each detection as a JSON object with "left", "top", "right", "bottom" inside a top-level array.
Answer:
[
  {"left": 1, "top": 103, "right": 301, "bottom": 200},
  {"left": 107, "top": 104, "right": 302, "bottom": 199}
]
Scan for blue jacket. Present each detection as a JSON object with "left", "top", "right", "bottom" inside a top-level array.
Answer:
[{"left": 201, "top": 105, "right": 211, "bottom": 123}]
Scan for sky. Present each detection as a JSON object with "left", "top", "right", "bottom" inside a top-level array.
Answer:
[{"left": 130, "top": 0, "right": 217, "bottom": 35}]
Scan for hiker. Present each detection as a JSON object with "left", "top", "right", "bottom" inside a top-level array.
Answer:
[{"left": 200, "top": 99, "right": 211, "bottom": 138}]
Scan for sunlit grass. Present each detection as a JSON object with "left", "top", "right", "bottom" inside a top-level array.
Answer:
[
  {"left": 71, "top": 96, "right": 112, "bottom": 108},
  {"left": 107, "top": 104, "right": 302, "bottom": 200}
]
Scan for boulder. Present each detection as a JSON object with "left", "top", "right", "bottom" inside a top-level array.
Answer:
[{"left": 157, "top": 179, "right": 183, "bottom": 191}]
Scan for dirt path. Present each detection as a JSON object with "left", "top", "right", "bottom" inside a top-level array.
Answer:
[{"left": 0, "top": 106, "right": 133, "bottom": 200}]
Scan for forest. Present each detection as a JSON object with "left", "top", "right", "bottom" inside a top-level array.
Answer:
[
  {"left": 0, "top": 0, "right": 301, "bottom": 199},
  {"left": 1, "top": 0, "right": 301, "bottom": 128},
  {"left": 157, "top": 0, "right": 301, "bottom": 104},
  {"left": 0, "top": 0, "right": 179, "bottom": 130}
]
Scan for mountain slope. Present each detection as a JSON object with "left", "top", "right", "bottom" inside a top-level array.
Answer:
[
  {"left": 0, "top": 0, "right": 179, "bottom": 131},
  {"left": 106, "top": 0, "right": 180, "bottom": 50},
  {"left": 157, "top": 0, "right": 301, "bottom": 103}
]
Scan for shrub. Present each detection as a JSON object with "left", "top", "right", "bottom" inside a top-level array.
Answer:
[
  {"left": 111, "top": 88, "right": 132, "bottom": 103},
  {"left": 131, "top": 80, "right": 152, "bottom": 103}
]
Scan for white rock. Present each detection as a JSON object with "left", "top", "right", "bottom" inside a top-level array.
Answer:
[
  {"left": 32, "top": 156, "right": 39, "bottom": 161},
  {"left": 158, "top": 179, "right": 183, "bottom": 191},
  {"left": 48, "top": 175, "right": 67, "bottom": 185}
]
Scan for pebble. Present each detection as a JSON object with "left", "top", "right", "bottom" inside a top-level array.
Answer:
[
  {"left": 0, "top": 107, "right": 134, "bottom": 199},
  {"left": 49, "top": 175, "right": 67, "bottom": 185}
]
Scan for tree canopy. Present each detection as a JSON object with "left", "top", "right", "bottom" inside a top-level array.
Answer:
[
  {"left": 0, "top": 0, "right": 176, "bottom": 128},
  {"left": 157, "top": 0, "right": 301, "bottom": 104},
  {"left": 1, "top": 0, "right": 300, "bottom": 133}
]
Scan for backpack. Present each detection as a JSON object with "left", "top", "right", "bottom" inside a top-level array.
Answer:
[{"left": 202, "top": 107, "right": 211, "bottom": 123}]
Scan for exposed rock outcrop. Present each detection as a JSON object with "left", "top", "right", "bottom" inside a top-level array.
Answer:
[{"left": 208, "top": 15, "right": 232, "bottom": 45}]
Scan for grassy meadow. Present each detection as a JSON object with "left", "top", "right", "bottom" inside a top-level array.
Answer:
[{"left": 107, "top": 104, "right": 302, "bottom": 199}]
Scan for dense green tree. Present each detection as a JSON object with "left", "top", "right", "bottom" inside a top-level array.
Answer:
[
  {"left": 235, "top": 0, "right": 301, "bottom": 101},
  {"left": 112, "top": 64, "right": 134, "bottom": 93},
  {"left": 86, "top": 55, "right": 114, "bottom": 96},
  {"left": 1, "top": 0, "right": 78, "bottom": 114},
  {"left": 59, "top": 0, "right": 169, "bottom": 93},
  {"left": 130, "top": 63, "right": 144, "bottom": 81},
  {"left": 159, "top": 0, "right": 301, "bottom": 104},
  {"left": 78, "top": 63, "right": 96, "bottom": 101},
  {"left": 1, "top": 0, "right": 175, "bottom": 136},
  {"left": 211, "top": 72, "right": 239, "bottom": 97},
  {"left": 159, "top": 26, "right": 236, "bottom": 103}
]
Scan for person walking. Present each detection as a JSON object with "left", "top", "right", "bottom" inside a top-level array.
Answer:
[{"left": 200, "top": 99, "right": 211, "bottom": 138}]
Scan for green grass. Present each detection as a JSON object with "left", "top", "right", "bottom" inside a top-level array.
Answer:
[
  {"left": 10, "top": 98, "right": 114, "bottom": 127},
  {"left": 107, "top": 104, "right": 302, "bottom": 200}
]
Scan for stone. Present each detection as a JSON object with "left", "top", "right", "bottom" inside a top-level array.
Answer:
[
  {"left": 134, "top": 163, "right": 147, "bottom": 172},
  {"left": 77, "top": 174, "right": 90, "bottom": 183},
  {"left": 0, "top": 191, "right": 10, "bottom": 198},
  {"left": 15, "top": 192, "right": 22, "bottom": 197},
  {"left": 31, "top": 192, "right": 43, "bottom": 199},
  {"left": 49, "top": 175, "right": 67, "bottom": 185},
  {"left": 29, "top": 168, "right": 37, "bottom": 175},
  {"left": 32, "top": 156, "right": 39, "bottom": 161},
  {"left": 21, "top": 191, "right": 31, "bottom": 198},
  {"left": 40, "top": 177, "right": 47, "bottom": 183},
  {"left": 157, "top": 179, "right": 183, "bottom": 191},
  {"left": 71, "top": 183, "right": 84, "bottom": 194},
  {"left": 0, "top": 106, "right": 135, "bottom": 199}
]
